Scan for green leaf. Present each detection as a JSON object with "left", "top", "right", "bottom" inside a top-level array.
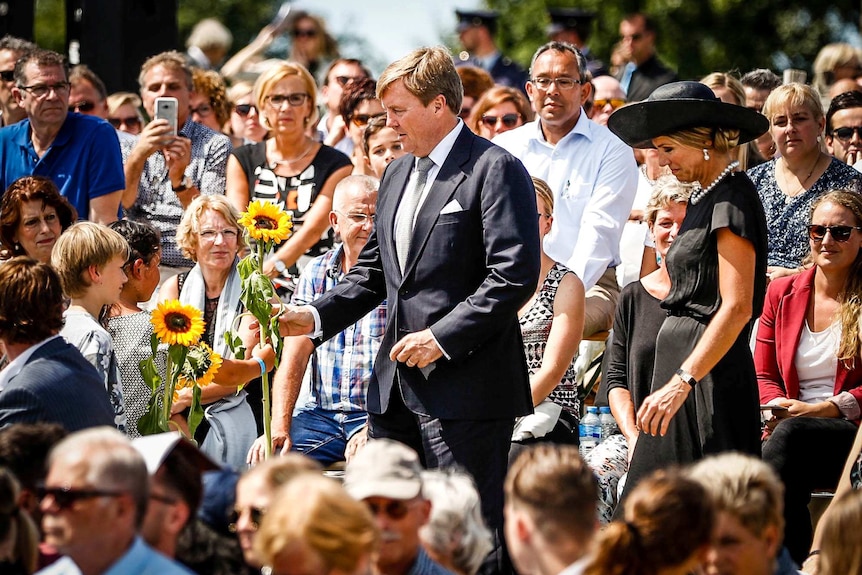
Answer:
[
  {"left": 150, "top": 332, "right": 159, "bottom": 356},
  {"left": 187, "top": 385, "right": 205, "bottom": 441},
  {"left": 168, "top": 344, "right": 188, "bottom": 367},
  {"left": 224, "top": 331, "right": 246, "bottom": 361},
  {"left": 137, "top": 394, "right": 165, "bottom": 436},
  {"left": 139, "top": 357, "right": 161, "bottom": 393}
]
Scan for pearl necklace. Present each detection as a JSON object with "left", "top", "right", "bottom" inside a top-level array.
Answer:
[{"left": 690, "top": 161, "right": 740, "bottom": 205}]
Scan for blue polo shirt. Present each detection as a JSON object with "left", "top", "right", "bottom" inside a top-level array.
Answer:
[{"left": 0, "top": 113, "right": 125, "bottom": 220}]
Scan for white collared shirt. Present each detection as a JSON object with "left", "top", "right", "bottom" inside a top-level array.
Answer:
[
  {"left": 494, "top": 112, "right": 638, "bottom": 289},
  {"left": 0, "top": 335, "right": 61, "bottom": 392}
]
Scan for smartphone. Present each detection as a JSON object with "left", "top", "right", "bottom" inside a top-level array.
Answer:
[
  {"left": 759, "top": 404, "right": 789, "bottom": 412},
  {"left": 154, "top": 97, "right": 178, "bottom": 137}
]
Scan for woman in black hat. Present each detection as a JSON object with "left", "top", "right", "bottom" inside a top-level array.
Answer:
[{"left": 607, "top": 81, "right": 770, "bottom": 501}]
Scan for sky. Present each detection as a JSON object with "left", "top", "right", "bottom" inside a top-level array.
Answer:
[{"left": 287, "top": 0, "right": 482, "bottom": 75}]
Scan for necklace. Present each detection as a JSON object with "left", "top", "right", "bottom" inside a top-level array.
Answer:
[
  {"left": 640, "top": 163, "right": 658, "bottom": 186},
  {"left": 273, "top": 140, "right": 314, "bottom": 165},
  {"left": 780, "top": 153, "right": 821, "bottom": 203},
  {"left": 690, "top": 161, "right": 739, "bottom": 205}
]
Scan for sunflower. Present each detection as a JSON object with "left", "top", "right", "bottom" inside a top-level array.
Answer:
[
  {"left": 151, "top": 300, "right": 205, "bottom": 347},
  {"left": 239, "top": 200, "right": 292, "bottom": 244},
  {"left": 176, "top": 342, "right": 222, "bottom": 389}
]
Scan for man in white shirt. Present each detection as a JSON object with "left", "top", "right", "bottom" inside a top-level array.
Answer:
[{"left": 494, "top": 41, "right": 638, "bottom": 336}]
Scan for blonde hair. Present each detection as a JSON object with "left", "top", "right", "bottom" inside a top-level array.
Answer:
[
  {"left": 106, "top": 92, "right": 143, "bottom": 117},
  {"left": 644, "top": 176, "right": 691, "bottom": 226},
  {"left": 253, "top": 62, "right": 318, "bottom": 130},
  {"left": 700, "top": 72, "right": 746, "bottom": 106},
  {"left": 175, "top": 195, "right": 246, "bottom": 261},
  {"left": 819, "top": 490, "right": 862, "bottom": 574},
  {"left": 50, "top": 222, "right": 129, "bottom": 298},
  {"left": 255, "top": 475, "right": 379, "bottom": 573},
  {"left": 762, "top": 82, "right": 825, "bottom": 124},
  {"left": 813, "top": 43, "right": 862, "bottom": 96},
  {"left": 532, "top": 177, "right": 554, "bottom": 215},
  {"left": 666, "top": 125, "right": 740, "bottom": 155},
  {"left": 240, "top": 452, "right": 322, "bottom": 492},
  {"left": 377, "top": 46, "right": 463, "bottom": 115}
]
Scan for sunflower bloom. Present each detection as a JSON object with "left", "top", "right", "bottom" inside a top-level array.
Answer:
[
  {"left": 177, "top": 343, "right": 222, "bottom": 389},
  {"left": 239, "top": 200, "right": 292, "bottom": 244},
  {"left": 151, "top": 300, "right": 205, "bottom": 347}
]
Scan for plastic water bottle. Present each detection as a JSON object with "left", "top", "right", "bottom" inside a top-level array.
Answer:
[
  {"left": 579, "top": 406, "right": 602, "bottom": 457},
  {"left": 599, "top": 406, "right": 619, "bottom": 441}
]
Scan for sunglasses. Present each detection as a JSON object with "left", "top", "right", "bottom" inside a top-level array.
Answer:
[
  {"left": 481, "top": 113, "right": 521, "bottom": 129},
  {"left": 808, "top": 224, "right": 862, "bottom": 242},
  {"left": 291, "top": 28, "right": 318, "bottom": 39},
  {"left": 36, "top": 484, "right": 125, "bottom": 510},
  {"left": 352, "top": 113, "right": 385, "bottom": 127},
  {"left": 594, "top": 98, "right": 626, "bottom": 110},
  {"left": 365, "top": 499, "right": 411, "bottom": 520},
  {"left": 109, "top": 116, "right": 142, "bottom": 130},
  {"left": 228, "top": 506, "right": 266, "bottom": 532},
  {"left": 335, "top": 75, "right": 363, "bottom": 87},
  {"left": 69, "top": 101, "right": 96, "bottom": 113},
  {"left": 833, "top": 126, "right": 862, "bottom": 141},
  {"left": 0, "top": 70, "right": 14, "bottom": 82},
  {"left": 234, "top": 103, "right": 257, "bottom": 117},
  {"left": 621, "top": 33, "right": 644, "bottom": 42}
]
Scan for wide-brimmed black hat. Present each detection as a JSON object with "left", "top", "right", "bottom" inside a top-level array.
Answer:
[{"left": 607, "top": 81, "right": 769, "bottom": 149}]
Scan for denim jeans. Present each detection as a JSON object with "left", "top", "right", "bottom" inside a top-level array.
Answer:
[{"left": 290, "top": 406, "right": 368, "bottom": 465}]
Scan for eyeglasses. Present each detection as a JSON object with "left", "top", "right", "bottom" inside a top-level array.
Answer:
[
  {"left": 833, "top": 126, "right": 862, "bottom": 141},
  {"left": 199, "top": 228, "right": 239, "bottom": 241},
  {"left": 291, "top": 28, "right": 318, "bottom": 39},
  {"left": 191, "top": 103, "right": 213, "bottom": 117},
  {"left": 149, "top": 492, "right": 178, "bottom": 505},
  {"left": 621, "top": 33, "right": 644, "bottom": 42},
  {"left": 36, "top": 484, "right": 125, "bottom": 510},
  {"left": 108, "top": 116, "right": 142, "bottom": 130},
  {"left": 234, "top": 103, "right": 257, "bottom": 117},
  {"left": 481, "top": 113, "right": 521, "bottom": 129},
  {"left": 334, "top": 210, "right": 375, "bottom": 224},
  {"left": 228, "top": 506, "right": 265, "bottom": 532},
  {"left": 0, "top": 70, "right": 15, "bottom": 82},
  {"left": 594, "top": 98, "right": 626, "bottom": 110},
  {"left": 538, "top": 212, "right": 551, "bottom": 220},
  {"left": 808, "top": 224, "right": 862, "bottom": 242},
  {"left": 18, "top": 82, "right": 71, "bottom": 99},
  {"left": 530, "top": 77, "right": 581, "bottom": 91},
  {"left": 69, "top": 101, "right": 96, "bottom": 113},
  {"left": 365, "top": 499, "right": 411, "bottom": 520},
  {"left": 351, "top": 113, "right": 385, "bottom": 127},
  {"left": 266, "top": 93, "right": 310, "bottom": 108},
  {"left": 335, "top": 75, "right": 364, "bottom": 87}
]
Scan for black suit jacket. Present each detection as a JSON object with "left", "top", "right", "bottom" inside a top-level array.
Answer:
[
  {"left": 313, "top": 125, "right": 540, "bottom": 420},
  {"left": 618, "top": 54, "right": 678, "bottom": 102},
  {"left": 0, "top": 337, "right": 115, "bottom": 431}
]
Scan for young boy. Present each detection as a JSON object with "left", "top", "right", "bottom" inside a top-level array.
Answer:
[{"left": 362, "top": 116, "right": 407, "bottom": 179}]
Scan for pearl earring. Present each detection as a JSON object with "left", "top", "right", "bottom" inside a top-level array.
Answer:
[
  {"left": 703, "top": 148, "right": 710, "bottom": 161},
  {"left": 817, "top": 135, "right": 822, "bottom": 143}
]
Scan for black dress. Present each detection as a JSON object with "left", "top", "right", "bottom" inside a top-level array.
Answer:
[{"left": 621, "top": 171, "right": 768, "bottom": 499}]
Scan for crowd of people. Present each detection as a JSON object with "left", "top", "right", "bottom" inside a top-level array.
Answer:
[{"left": 0, "top": 4, "right": 861, "bottom": 575}]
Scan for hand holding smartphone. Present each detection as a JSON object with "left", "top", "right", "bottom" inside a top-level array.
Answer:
[{"left": 154, "top": 97, "right": 178, "bottom": 137}]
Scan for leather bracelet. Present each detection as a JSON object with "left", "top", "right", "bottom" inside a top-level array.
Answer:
[
  {"left": 675, "top": 368, "right": 698, "bottom": 388},
  {"left": 254, "top": 357, "right": 266, "bottom": 377}
]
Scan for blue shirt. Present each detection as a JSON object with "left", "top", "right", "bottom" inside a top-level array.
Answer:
[
  {"left": 292, "top": 245, "right": 387, "bottom": 412},
  {"left": 0, "top": 113, "right": 124, "bottom": 220},
  {"left": 36, "top": 537, "right": 193, "bottom": 575}
]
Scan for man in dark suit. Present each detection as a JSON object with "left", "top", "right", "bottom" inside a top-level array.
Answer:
[
  {"left": 278, "top": 45, "right": 540, "bottom": 572},
  {"left": 454, "top": 9, "right": 528, "bottom": 92},
  {"left": 615, "top": 12, "right": 678, "bottom": 102},
  {"left": 0, "top": 257, "right": 115, "bottom": 431}
]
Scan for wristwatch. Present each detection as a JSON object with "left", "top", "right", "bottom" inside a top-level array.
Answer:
[
  {"left": 675, "top": 368, "right": 698, "bottom": 388},
  {"left": 272, "top": 259, "right": 287, "bottom": 276},
  {"left": 172, "top": 176, "right": 193, "bottom": 192}
]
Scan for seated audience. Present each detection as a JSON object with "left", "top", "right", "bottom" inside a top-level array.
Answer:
[
  {"left": 825, "top": 90, "right": 862, "bottom": 168},
  {"left": 419, "top": 469, "right": 492, "bottom": 575},
  {"left": 316, "top": 59, "right": 371, "bottom": 153},
  {"left": 343, "top": 440, "right": 452, "bottom": 575},
  {"left": 504, "top": 444, "right": 599, "bottom": 575},
  {"left": 361, "top": 116, "right": 406, "bottom": 179},
  {"left": 0, "top": 423, "right": 67, "bottom": 523},
  {"left": 456, "top": 65, "right": 494, "bottom": 122},
  {"left": 337, "top": 78, "right": 384, "bottom": 174},
  {"left": 814, "top": 490, "right": 862, "bottom": 575},
  {"left": 740, "top": 68, "right": 782, "bottom": 161},
  {"left": 0, "top": 176, "right": 76, "bottom": 264},
  {"left": 812, "top": 43, "right": 862, "bottom": 107},
  {"left": 468, "top": 86, "right": 530, "bottom": 140},
  {"left": 0, "top": 467, "right": 38, "bottom": 575},
  {"left": 701, "top": 72, "right": 764, "bottom": 170},
  {"left": 0, "top": 258, "right": 114, "bottom": 431},
  {"left": 589, "top": 75, "right": 626, "bottom": 127},
  {"left": 226, "top": 82, "right": 266, "bottom": 147},
  {"left": 185, "top": 18, "right": 232, "bottom": 70},
  {"left": 756, "top": 189, "right": 862, "bottom": 564},
  {"left": 689, "top": 452, "right": 801, "bottom": 575},
  {"left": 106, "top": 92, "right": 144, "bottom": 136},
  {"left": 190, "top": 68, "right": 231, "bottom": 134}
]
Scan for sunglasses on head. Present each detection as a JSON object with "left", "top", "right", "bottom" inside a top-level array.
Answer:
[
  {"left": 0, "top": 70, "right": 14, "bottom": 82},
  {"left": 365, "top": 499, "right": 411, "bottom": 520},
  {"left": 108, "top": 116, "right": 141, "bottom": 129},
  {"left": 480, "top": 113, "right": 521, "bottom": 129},
  {"left": 36, "top": 484, "right": 125, "bottom": 510},
  {"left": 594, "top": 98, "right": 626, "bottom": 110},
  {"left": 833, "top": 126, "right": 862, "bottom": 141},
  {"left": 351, "top": 113, "right": 385, "bottom": 127},
  {"left": 228, "top": 506, "right": 266, "bottom": 532},
  {"left": 69, "top": 101, "right": 96, "bottom": 113},
  {"left": 234, "top": 103, "right": 257, "bottom": 117},
  {"left": 808, "top": 224, "right": 862, "bottom": 242}
]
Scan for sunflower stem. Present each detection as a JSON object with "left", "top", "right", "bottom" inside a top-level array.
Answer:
[{"left": 162, "top": 351, "right": 174, "bottom": 432}]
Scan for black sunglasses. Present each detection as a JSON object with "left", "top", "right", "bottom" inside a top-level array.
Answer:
[
  {"left": 481, "top": 113, "right": 521, "bottom": 129},
  {"left": 291, "top": 28, "right": 317, "bottom": 39},
  {"left": 365, "top": 499, "right": 411, "bottom": 520},
  {"left": 36, "top": 484, "right": 125, "bottom": 510},
  {"left": 808, "top": 224, "right": 862, "bottom": 242},
  {"left": 108, "top": 116, "right": 141, "bottom": 129},
  {"left": 228, "top": 506, "right": 266, "bottom": 532},
  {"left": 234, "top": 103, "right": 257, "bottom": 117},
  {"left": 833, "top": 126, "right": 862, "bottom": 141},
  {"left": 69, "top": 101, "right": 96, "bottom": 113},
  {"left": 0, "top": 70, "right": 14, "bottom": 82}
]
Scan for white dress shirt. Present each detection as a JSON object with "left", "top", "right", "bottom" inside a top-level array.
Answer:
[{"left": 0, "top": 335, "right": 61, "bottom": 392}]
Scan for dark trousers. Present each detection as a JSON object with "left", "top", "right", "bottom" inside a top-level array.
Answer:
[
  {"left": 368, "top": 382, "right": 515, "bottom": 575},
  {"left": 762, "top": 416, "right": 857, "bottom": 564}
]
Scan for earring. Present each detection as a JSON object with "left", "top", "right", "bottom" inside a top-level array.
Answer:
[
  {"left": 702, "top": 148, "right": 710, "bottom": 161},
  {"left": 817, "top": 135, "right": 822, "bottom": 143}
]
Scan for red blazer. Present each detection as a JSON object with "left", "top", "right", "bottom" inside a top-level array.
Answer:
[{"left": 754, "top": 267, "right": 862, "bottom": 418}]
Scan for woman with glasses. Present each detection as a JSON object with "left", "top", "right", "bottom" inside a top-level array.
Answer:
[
  {"left": 468, "top": 86, "right": 531, "bottom": 140},
  {"left": 190, "top": 68, "right": 231, "bottom": 134},
  {"left": 748, "top": 83, "right": 861, "bottom": 282},
  {"left": 157, "top": 195, "right": 276, "bottom": 469},
  {"left": 106, "top": 92, "right": 144, "bottom": 136},
  {"left": 227, "top": 81, "right": 267, "bottom": 147},
  {"left": 226, "top": 62, "right": 352, "bottom": 279},
  {"left": 755, "top": 189, "right": 862, "bottom": 564},
  {"left": 338, "top": 78, "right": 385, "bottom": 175}
]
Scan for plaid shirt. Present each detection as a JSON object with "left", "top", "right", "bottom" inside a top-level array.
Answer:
[{"left": 292, "top": 246, "right": 387, "bottom": 412}]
